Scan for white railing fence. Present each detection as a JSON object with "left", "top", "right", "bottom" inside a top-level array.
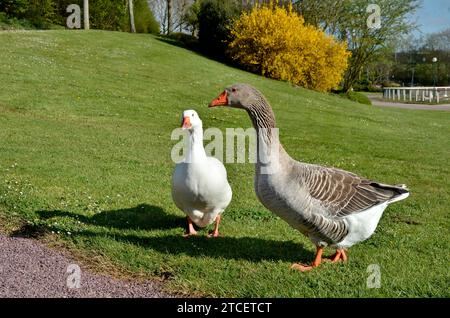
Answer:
[{"left": 383, "top": 87, "right": 450, "bottom": 103}]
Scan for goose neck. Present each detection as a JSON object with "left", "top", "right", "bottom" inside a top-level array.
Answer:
[
  {"left": 245, "top": 101, "right": 277, "bottom": 131},
  {"left": 186, "top": 127, "right": 206, "bottom": 163},
  {"left": 244, "top": 102, "right": 285, "bottom": 169}
]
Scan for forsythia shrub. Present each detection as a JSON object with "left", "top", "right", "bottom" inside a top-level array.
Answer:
[{"left": 228, "top": 4, "right": 350, "bottom": 92}]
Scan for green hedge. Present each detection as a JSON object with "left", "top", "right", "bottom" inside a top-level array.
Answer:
[
  {"left": 339, "top": 91, "right": 372, "bottom": 105},
  {"left": 1, "top": 0, "right": 159, "bottom": 33},
  {"left": 0, "top": 0, "right": 58, "bottom": 29},
  {"left": 0, "top": 12, "right": 36, "bottom": 30}
]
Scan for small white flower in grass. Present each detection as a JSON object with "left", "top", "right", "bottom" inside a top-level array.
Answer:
[{"left": 67, "top": 231, "right": 71, "bottom": 235}]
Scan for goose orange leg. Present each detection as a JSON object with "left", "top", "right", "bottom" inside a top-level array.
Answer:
[
  {"left": 291, "top": 246, "right": 323, "bottom": 272},
  {"left": 183, "top": 216, "right": 197, "bottom": 237},
  {"left": 208, "top": 215, "right": 221, "bottom": 238}
]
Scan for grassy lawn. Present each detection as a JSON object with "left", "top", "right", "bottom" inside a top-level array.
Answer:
[{"left": 0, "top": 30, "right": 449, "bottom": 297}]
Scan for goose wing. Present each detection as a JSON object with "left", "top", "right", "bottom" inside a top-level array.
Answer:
[{"left": 303, "top": 165, "right": 408, "bottom": 217}]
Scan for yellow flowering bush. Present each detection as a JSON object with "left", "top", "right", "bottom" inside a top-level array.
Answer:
[{"left": 228, "top": 4, "right": 350, "bottom": 92}]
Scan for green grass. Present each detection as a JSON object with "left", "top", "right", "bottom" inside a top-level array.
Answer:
[{"left": 0, "top": 30, "right": 449, "bottom": 297}]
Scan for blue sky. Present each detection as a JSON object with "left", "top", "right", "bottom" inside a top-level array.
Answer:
[{"left": 410, "top": 0, "right": 450, "bottom": 36}]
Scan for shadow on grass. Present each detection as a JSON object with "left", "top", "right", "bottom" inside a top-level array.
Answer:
[
  {"left": 36, "top": 204, "right": 186, "bottom": 231},
  {"left": 33, "top": 204, "right": 313, "bottom": 263},
  {"left": 154, "top": 35, "right": 242, "bottom": 71},
  {"left": 76, "top": 229, "right": 312, "bottom": 263}
]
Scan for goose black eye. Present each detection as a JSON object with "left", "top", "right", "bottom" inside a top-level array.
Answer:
[
  {"left": 232, "top": 88, "right": 237, "bottom": 92},
  {"left": 192, "top": 113, "right": 195, "bottom": 117}
]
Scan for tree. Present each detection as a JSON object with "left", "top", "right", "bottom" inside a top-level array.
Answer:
[
  {"left": 0, "top": 0, "right": 30, "bottom": 19},
  {"left": 295, "top": 0, "right": 420, "bottom": 91},
  {"left": 128, "top": 0, "right": 136, "bottom": 32},
  {"left": 425, "top": 28, "right": 450, "bottom": 52},
  {"left": 182, "top": 0, "right": 201, "bottom": 35},
  {"left": 148, "top": 0, "right": 192, "bottom": 34},
  {"left": 0, "top": 0, "right": 57, "bottom": 28},
  {"left": 197, "top": 0, "right": 242, "bottom": 58},
  {"left": 171, "top": 0, "right": 191, "bottom": 32},
  {"left": 294, "top": 0, "right": 347, "bottom": 35},
  {"left": 366, "top": 45, "right": 396, "bottom": 84},
  {"left": 341, "top": 0, "right": 420, "bottom": 91},
  {"left": 134, "top": 0, "right": 160, "bottom": 33},
  {"left": 148, "top": 0, "right": 168, "bottom": 33},
  {"left": 358, "top": 28, "right": 450, "bottom": 87},
  {"left": 166, "top": 0, "right": 172, "bottom": 33}
]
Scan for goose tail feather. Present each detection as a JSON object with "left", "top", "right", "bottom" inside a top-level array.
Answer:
[{"left": 387, "top": 184, "right": 410, "bottom": 204}]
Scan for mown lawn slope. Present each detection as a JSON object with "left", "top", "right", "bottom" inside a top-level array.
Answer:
[{"left": 0, "top": 30, "right": 448, "bottom": 297}]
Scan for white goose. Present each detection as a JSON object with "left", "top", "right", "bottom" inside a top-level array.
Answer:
[
  {"left": 209, "top": 84, "right": 410, "bottom": 271},
  {"left": 171, "top": 110, "right": 232, "bottom": 237}
]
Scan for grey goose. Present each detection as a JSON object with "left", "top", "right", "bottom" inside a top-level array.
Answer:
[{"left": 209, "top": 83, "right": 409, "bottom": 271}]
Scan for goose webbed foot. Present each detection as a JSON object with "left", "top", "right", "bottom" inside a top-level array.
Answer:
[
  {"left": 183, "top": 216, "right": 198, "bottom": 237},
  {"left": 291, "top": 246, "right": 323, "bottom": 272},
  {"left": 324, "top": 249, "right": 348, "bottom": 263},
  {"left": 207, "top": 230, "right": 219, "bottom": 238},
  {"left": 183, "top": 231, "right": 197, "bottom": 237},
  {"left": 207, "top": 214, "right": 221, "bottom": 238}
]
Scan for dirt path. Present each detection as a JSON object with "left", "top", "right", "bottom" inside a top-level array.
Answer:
[
  {"left": 366, "top": 93, "right": 450, "bottom": 111},
  {"left": 0, "top": 234, "right": 172, "bottom": 298}
]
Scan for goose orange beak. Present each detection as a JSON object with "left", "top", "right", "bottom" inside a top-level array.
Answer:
[
  {"left": 181, "top": 116, "right": 191, "bottom": 129},
  {"left": 209, "top": 91, "right": 228, "bottom": 107}
]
